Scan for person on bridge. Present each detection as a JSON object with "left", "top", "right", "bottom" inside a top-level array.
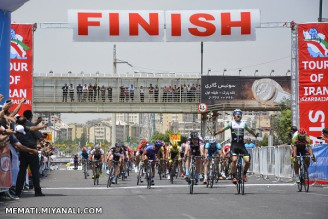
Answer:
[
  {"left": 215, "top": 109, "right": 258, "bottom": 184},
  {"left": 184, "top": 132, "right": 204, "bottom": 185},
  {"left": 62, "top": 83, "right": 68, "bottom": 102},
  {"left": 82, "top": 84, "right": 88, "bottom": 102},
  {"left": 76, "top": 84, "right": 83, "bottom": 102},
  {"left": 68, "top": 84, "right": 74, "bottom": 102},
  {"left": 142, "top": 140, "right": 164, "bottom": 185},
  {"left": 107, "top": 86, "right": 113, "bottom": 102}
]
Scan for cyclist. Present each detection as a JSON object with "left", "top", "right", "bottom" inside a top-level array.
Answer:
[
  {"left": 319, "top": 128, "right": 328, "bottom": 143},
  {"left": 121, "top": 143, "right": 130, "bottom": 178},
  {"left": 107, "top": 142, "right": 124, "bottom": 183},
  {"left": 136, "top": 139, "right": 148, "bottom": 171},
  {"left": 291, "top": 128, "right": 316, "bottom": 183},
  {"left": 222, "top": 143, "right": 231, "bottom": 179},
  {"left": 204, "top": 136, "right": 222, "bottom": 184},
  {"left": 90, "top": 144, "right": 104, "bottom": 179},
  {"left": 215, "top": 109, "right": 257, "bottom": 184},
  {"left": 184, "top": 132, "right": 204, "bottom": 185},
  {"left": 142, "top": 140, "right": 164, "bottom": 185},
  {"left": 73, "top": 154, "right": 79, "bottom": 170},
  {"left": 179, "top": 143, "right": 186, "bottom": 177},
  {"left": 80, "top": 147, "right": 89, "bottom": 176},
  {"left": 167, "top": 141, "right": 182, "bottom": 180}
]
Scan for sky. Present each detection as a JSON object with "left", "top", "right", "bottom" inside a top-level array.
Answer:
[{"left": 11, "top": 0, "right": 328, "bottom": 124}]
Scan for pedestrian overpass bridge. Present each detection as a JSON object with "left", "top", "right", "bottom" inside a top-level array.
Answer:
[{"left": 32, "top": 73, "right": 281, "bottom": 113}]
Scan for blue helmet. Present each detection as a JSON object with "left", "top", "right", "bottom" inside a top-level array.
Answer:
[
  {"left": 233, "top": 109, "right": 242, "bottom": 116},
  {"left": 154, "top": 140, "right": 163, "bottom": 147}
]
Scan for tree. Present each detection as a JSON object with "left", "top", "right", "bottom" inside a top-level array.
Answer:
[{"left": 271, "top": 99, "right": 292, "bottom": 144}]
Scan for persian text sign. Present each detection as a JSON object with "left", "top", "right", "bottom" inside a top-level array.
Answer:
[
  {"left": 10, "top": 24, "right": 33, "bottom": 114},
  {"left": 68, "top": 10, "right": 260, "bottom": 42},
  {"left": 298, "top": 23, "right": 328, "bottom": 144}
]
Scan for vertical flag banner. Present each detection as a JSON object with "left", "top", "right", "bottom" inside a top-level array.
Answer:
[
  {"left": 10, "top": 24, "right": 33, "bottom": 114},
  {"left": 298, "top": 23, "right": 328, "bottom": 144}
]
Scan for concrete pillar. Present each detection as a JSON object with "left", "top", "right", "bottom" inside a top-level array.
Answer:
[{"left": 0, "top": 10, "right": 11, "bottom": 104}]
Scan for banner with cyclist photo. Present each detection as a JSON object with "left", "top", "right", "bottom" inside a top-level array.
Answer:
[
  {"left": 9, "top": 24, "right": 34, "bottom": 115},
  {"left": 298, "top": 23, "right": 328, "bottom": 144},
  {"left": 201, "top": 76, "right": 291, "bottom": 106}
]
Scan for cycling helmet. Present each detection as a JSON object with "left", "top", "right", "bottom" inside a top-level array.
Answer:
[
  {"left": 172, "top": 141, "right": 178, "bottom": 147},
  {"left": 141, "top": 139, "right": 147, "bottom": 145},
  {"left": 322, "top": 128, "right": 328, "bottom": 135},
  {"left": 95, "top": 144, "right": 100, "bottom": 149},
  {"left": 115, "top": 142, "right": 123, "bottom": 147},
  {"left": 82, "top": 147, "right": 86, "bottom": 152},
  {"left": 209, "top": 137, "right": 216, "bottom": 143},
  {"left": 298, "top": 128, "right": 307, "bottom": 136},
  {"left": 190, "top": 132, "right": 199, "bottom": 139},
  {"left": 233, "top": 109, "right": 242, "bottom": 115},
  {"left": 154, "top": 140, "right": 163, "bottom": 147},
  {"left": 204, "top": 136, "right": 210, "bottom": 142}
]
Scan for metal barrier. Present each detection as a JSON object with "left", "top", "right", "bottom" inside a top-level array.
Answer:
[{"left": 247, "top": 145, "right": 293, "bottom": 180}]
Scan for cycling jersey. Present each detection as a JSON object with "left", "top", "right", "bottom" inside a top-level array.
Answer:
[
  {"left": 169, "top": 146, "right": 181, "bottom": 159},
  {"left": 205, "top": 142, "right": 221, "bottom": 156},
  {"left": 292, "top": 135, "right": 311, "bottom": 156},
  {"left": 80, "top": 151, "right": 89, "bottom": 160},
  {"left": 91, "top": 149, "right": 104, "bottom": 160},
  {"left": 186, "top": 137, "right": 204, "bottom": 156},
  {"left": 110, "top": 147, "right": 124, "bottom": 161},
  {"left": 137, "top": 144, "right": 146, "bottom": 153},
  {"left": 223, "top": 120, "right": 251, "bottom": 156},
  {"left": 144, "top": 145, "right": 161, "bottom": 161}
]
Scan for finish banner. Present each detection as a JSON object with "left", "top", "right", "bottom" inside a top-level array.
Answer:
[
  {"left": 201, "top": 76, "right": 291, "bottom": 106},
  {"left": 68, "top": 10, "right": 260, "bottom": 42},
  {"left": 298, "top": 23, "right": 328, "bottom": 144},
  {"left": 9, "top": 24, "right": 33, "bottom": 115}
]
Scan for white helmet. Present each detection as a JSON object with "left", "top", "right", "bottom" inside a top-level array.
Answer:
[
  {"left": 209, "top": 137, "right": 216, "bottom": 143},
  {"left": 204, "top": 136, "right": 210, "bottom": 141}
]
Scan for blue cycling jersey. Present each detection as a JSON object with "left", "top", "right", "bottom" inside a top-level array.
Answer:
[
  {"left": 144, "top": 145, "right": 161, "bottom": 160},
  {"left": 80, "top": 151, "right": 89, "bottom": 160},
  {"left": 205, "top": 142, "right": 222, "bottom": 156}
]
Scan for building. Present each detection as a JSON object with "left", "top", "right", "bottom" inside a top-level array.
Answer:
[{"left": 89, "top": 122, "right": 111, "bottom": 144}]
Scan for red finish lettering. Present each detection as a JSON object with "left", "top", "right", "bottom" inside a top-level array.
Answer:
[
  {"left": 129, "top": 13, "right": 159, "bottom": 36},
  {"left": 171, "top": 14, "right": 181, "bottom": 36},
  {"left": 221, "top": 12, "right": 251, "bottom": 35},
  {"left": 109, "top": 13, "right": 120, "bottom": 35},
  {"left": 78, "top": 13, "right": 102, "bottom": 35},
  {"left": 188, "top": 13, "right": 216, "bottom": 37}
]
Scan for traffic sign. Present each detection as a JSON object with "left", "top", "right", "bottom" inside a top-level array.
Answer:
[{"left": 198, "top": 103, "right": 208, "bottom": 113}]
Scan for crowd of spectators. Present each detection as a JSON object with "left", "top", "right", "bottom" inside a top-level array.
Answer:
[
  {"left": 61, "top": 83, "right": 201, "bottom": 103},
  {"left": 0, "top": 94, "right": 52, "bottom": 200}
]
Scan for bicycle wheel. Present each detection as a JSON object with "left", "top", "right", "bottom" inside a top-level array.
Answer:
[
  {"left": 137, "top": 168, "right": 141, "bottom": 185},
  {"left": 147, "top": 165, "right": 151, "bottom": 189},
  {"left": 210, "top": 164, "right": 215, "bottom": 188},
  {"left": 236, "top": 165, "right": 241, "bottom": 194},
  {"left": 158, "top": 164, "right": 162, "bottom": 180},
  {"left": 189, "top": 166, "right": 195, "bottom": 194},
  {"left": 303, "top": 164, "right": 309, "bottom": 192},
  {"left": 107, "top": 167, "right": 113, "bottom": 188},
  {"left": 170, "top": 164, "right": 174, "bottom": 184}
]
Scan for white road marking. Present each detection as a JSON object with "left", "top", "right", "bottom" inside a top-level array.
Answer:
[
  {"left": 181, "top": 213, "right": 197, "bottom": 219},
  {"left": 43, "top": 183, "right": 294, "bottom": 190}
]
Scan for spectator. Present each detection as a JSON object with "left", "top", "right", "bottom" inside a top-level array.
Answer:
[
  {"left": 190, "top": 84, "right": 196, "bottom": 102},
  {"left": 68, "top": 84, "right": 74, "bottom": 102},
  {"left": 100, "top": 85, "right": 106, "bottom": 102},
  {"left": 140, "top": 86, "right": 145, "bottom": 102},
  {"left": 76, "top": 84, "right": 83, "bottom": 102},
  {"left": 154, "top": 85, "right": 159, "bottom": 102},
  {"left": 119, "top": 85, "right": 125, "bottom": 102},
  {"left": 15, "top": 110, "right": 46, "bottom": 197},
  {"left": 167, "top": 85, "right": 173, "bottom": 102},
  {"left": 196, "top": 84, "right": 201, "bottom": 102},
  {"left": 88, "top": 83, "right": 93, "bottom": 102},
  {"left": 107, "top": 86, "right": 112, "bottom": 102},
  {"left": 182, "top": 84, "right": 187, "bottom": 102},
  {"left": 162, "top": 86, "right": 168, "bottom": 102},
  {"left": 173, "top": 85, "right": 178, "bottom": 102},
  {"left": 129, "top": 84, "right": 135, "bottom": 102},
  {"left": 61, "top": 83, "right": 68, "bottom": 102},
  {"left": 149, "top": 84, "right": 154, "bottom": 102},
  {"left": 93, "top": 84, "right": 98, "bottom": 102},
  {"left": 245, "top": 138, "right": 255, "bottom": 149},
  {"left": 124, "top": 87, "right": 129, "bottom": 102},
  {"left": 187, "top": 84, "right": 191, "bottom": 102},
  {"left": 82, "top": 84, "right": 88, "bottom": 102}
]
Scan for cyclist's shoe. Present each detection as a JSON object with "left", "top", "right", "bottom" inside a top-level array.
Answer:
[
  {"left": 295, "top": 177, "right": 300, "bottom": 183},
  {"left": 232, "top": 177, "right": 237, "bottom": 184},
  {"left": 180, "top": 173, "right": 184, "bottom": 177},
  {"left": 203, "top": 178, "right": 208, "bottom": 184},
  {"left": 106, "top": 170, "right": 110, "bottom": 175},
  {"left": 92, "top": 175, "right": 95, "bottom": 179},
  {"left": 99, "top": 173, "right": 103, "bottom": 177},
  {"left": 140, "top": 178, "right": 144, "bottom": 183},
  {"left": 151, "top": 179, "right": 155, "bottom": 185},
  {"left": 112, "top": 177, "right": 117, "bottom": 184},
  {"left": 195, "top": 179, "right": 199, "bottom": 185},
  {"left": 243, "top": 175, "right": 248, "bottom": 182},
  {"left": 221, "top": 172, "right": 226, "bottom": 178},
  {"left": 87, "top": 173, "right": 89, "bottom": 176}
]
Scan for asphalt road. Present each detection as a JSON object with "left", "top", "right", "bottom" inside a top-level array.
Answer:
[{"left": 1, "top": 167, "right": 328, "bottom": 219}]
